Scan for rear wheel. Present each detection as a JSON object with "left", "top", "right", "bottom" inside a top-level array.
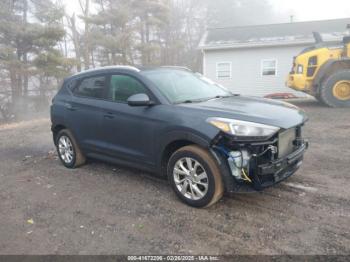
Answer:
[
  {"left": 167, "top": 145, "right": 224, "bottom": 208},
  {"left": 56, "top": 129, "right": 86, "bottom": 168},
  {"left": 319, "top": 70, "right": 350, "bottom": 107}
]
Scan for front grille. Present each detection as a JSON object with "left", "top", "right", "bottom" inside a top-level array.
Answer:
[{"left": 278, "top": 128, "right": 297, "bottom": 158}]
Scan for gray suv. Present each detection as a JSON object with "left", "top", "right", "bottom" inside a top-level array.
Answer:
[{"left": 51, "top": 66, "right": 308, "bottom": 207}]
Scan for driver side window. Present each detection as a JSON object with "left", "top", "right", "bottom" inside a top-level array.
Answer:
[{"left": 108, "top": 75, "right": 147, "bottom": 103}]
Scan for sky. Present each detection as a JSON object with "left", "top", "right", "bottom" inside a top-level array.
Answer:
[
  {"left": 64, "top": 0, "right": 350, "bottom": 24},
  {"left": 270, "top": 0, "right": 350, "bottom": 22}
]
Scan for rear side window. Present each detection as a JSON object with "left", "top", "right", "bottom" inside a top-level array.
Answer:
[
  {"left": 109, "top": 75, "right": 147, "bottom": 103},
  {"left": 66, "top": 79, "right": 78, "bottom": 90},
  {"left": 73, "top": 76, "right": 106, "bottom": 99}
]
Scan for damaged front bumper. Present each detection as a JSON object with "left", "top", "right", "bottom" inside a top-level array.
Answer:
[
  {"left": 252, "top": 142, "right": 307, "bottom": 190},
  {"left": 210, "top": 126, "right": 309, "bottom": 193}
]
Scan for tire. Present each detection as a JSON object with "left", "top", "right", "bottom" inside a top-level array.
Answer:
[
  {"left": 314, "top": 92, "right": 322, "bottom": 102},
  {"left": 319, "top": 70, "right": 350, "bottom": 107},
  {"left": 167, "top": 145, "right": 224, "bottom": 208},
  {"left": 56, "top": 129, "right": 86, "bottom": 168}
]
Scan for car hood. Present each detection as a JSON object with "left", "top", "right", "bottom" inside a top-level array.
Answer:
[{"left": 179, "top": 96, "right": 308, "bottom": 129}]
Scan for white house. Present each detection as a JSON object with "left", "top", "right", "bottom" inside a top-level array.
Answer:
[{"left": 199, "top": 18, "right": 350, "bottom": 97}]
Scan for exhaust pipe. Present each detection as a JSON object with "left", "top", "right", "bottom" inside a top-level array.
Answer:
[{"left": 313, "top": 32, "right": 323, "bottom": 44}]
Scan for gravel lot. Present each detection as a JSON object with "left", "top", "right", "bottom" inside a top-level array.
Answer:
[{"left": 0, "top": 99, "right": 349, "bottom": 255}]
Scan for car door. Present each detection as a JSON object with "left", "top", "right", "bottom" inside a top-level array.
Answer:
[
  {"left": 99, "top": 73, "right": 160, "bottom": 166},
  {"left": 65, "top": 75, "right": 108, "bottom": 152}
]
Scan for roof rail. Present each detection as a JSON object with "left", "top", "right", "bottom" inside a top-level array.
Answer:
[
  {"left": 72, "top": 65, "right": 140, "bottom": 77},
  {"left": 160, "top": 66, "right": 192, "bottom": 72}
]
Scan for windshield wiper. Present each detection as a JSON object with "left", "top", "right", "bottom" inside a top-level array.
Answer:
[
  {"left": 175, "top": 98, "right": 207, "bottom": 104},
  {"left": 182, "top": 100, "right": 195, "bottom": 104},
  {"left": 211, "top": 93, "right": 241, "bottom": 100},
  {"left": 175, "top": 95, "right": 236, "bottom": 104},
  {"left": 206, "top": 95, "right": 232, "bottom": 101},
  {"left": 215, "top": 95, "right": 231, "bottom": 98}
]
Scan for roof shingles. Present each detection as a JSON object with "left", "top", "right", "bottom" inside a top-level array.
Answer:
[{"left": 200, "top": 18, "right": 350, "bottom": 49}]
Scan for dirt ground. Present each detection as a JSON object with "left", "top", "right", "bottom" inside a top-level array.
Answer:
[{"left": 0, "top": 99, "right": 349, "bottom": 255}]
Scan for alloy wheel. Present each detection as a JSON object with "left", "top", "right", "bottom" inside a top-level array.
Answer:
[
  {"left": 173, "top": 157, "right": 209, "bottom": 200},
  {"left": 58, "top": 135, "right": 74, "bottom": 164}
]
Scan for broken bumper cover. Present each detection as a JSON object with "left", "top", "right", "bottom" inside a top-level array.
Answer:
[
  {"left": 213, "top": 140, "right": 309, "bottom": 194},
  {"left": 254, "top": 141, "right": 308, "bottom": 189}
]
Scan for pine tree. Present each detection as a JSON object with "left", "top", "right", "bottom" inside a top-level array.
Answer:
[
  {"left": 131, "top": 0, "right": 170, "bottom": 65},
  {"left": 0, "top": 0, "right": 72, "bottom": 113},
  {"left": 86, "top": 0, "right": 135, "bottom": 65}
]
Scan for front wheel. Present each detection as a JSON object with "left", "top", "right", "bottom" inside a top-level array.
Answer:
[
  {"left": 167, "top": 145, "right": 224, "bottom": 208},
  {"left": 319, "top": 70, "right": 350, "bottom": 107}
]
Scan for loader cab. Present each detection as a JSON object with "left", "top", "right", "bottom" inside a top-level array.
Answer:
[
  {"left": 343, "top": 36, "right": 350, "bottom": 57},
  {"left": 287, "top": 32, "right": 344, "bottom": 94},
  {"left": 287, "top": 46, "right": 343, "bottom": 94}
]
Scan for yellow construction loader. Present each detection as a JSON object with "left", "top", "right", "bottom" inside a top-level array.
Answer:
[{"left": 287, "top": 30, "right": 350, "bottom": 107}]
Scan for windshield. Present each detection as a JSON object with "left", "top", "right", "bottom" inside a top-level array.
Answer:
[{"left": 141, "top": 69, "right": 231, "bottom": 104}]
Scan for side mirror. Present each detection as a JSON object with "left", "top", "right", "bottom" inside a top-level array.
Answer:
[{"left": 127, "top": 93, "right": 154, "bottom": 107}]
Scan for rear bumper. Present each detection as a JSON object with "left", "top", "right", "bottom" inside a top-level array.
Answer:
[{"left": 287, "top": 74, "right": 314, "bottom": 95}]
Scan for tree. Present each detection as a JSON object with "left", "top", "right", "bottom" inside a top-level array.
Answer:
[
  {"left": 85, "top": 0, "right": 170, "bottom": 66},
  {"left": 66, "top": 13, "right": 82, "bottom": 72},
  {"left": 87, "top": 0, "right": 135, "bottom": 65},
  {"left": 31, "top": 0, "right": 73, "bottom": 103},
  {"left": 0, "top": 0, "right": 28, "bottom": 104},
  {"left": 0, "top": 0, "right": 71, "bottom": 114},
  {"left": 131, "top": 0, "right": 170, "bottom": 65},
  {"left": 160, "top": 0, "right": 207, "bottom": 70},
  {"left": 78, "top": 0, "right": 91, "bottom": 69}
]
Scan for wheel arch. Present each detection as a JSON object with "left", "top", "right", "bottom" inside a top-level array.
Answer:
[
  {"left": 158, "top": 131, "right": 212, "bottom": 176},
  {"left": 314, "top": 59, "right": 350, "bottom": 94},
  {"left": 51, "top": 124, "right": 67, "bottom": 145}
]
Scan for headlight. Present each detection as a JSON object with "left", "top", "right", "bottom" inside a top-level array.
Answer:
[{"left": 207, "top": 117, "right": 280, "bottom": 140}]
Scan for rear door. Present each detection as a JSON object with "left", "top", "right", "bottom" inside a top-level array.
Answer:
[{"left": 65, "top": 75, "right": 108, "bottom": 152}]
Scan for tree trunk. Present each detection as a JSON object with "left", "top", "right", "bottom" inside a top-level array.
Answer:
[
  {"left": 145, "top": 17, "right": 151, "bottom": 64},
  {"left": 140, "top": 15, "right": 146, "bottom": 65},
  {"left": 9, "top": 67, "right": 18, "bottom": 104},
  {"left": 22, "top": 0, "right": 28, "bottom": 98},
  {"left": 111, "top": 52, "right": 117, "bottom": 65},
  {"left": 69, "top": 14, "right": 82, "bottom": 72},
  {"left": 23, "top": 54, "right": 28, "bottom": 98},
  {"left": 16, "top": 49, "right": 23, "bottom": 100},
  {"left": 91, "top": 50, "right": 95, "bottom": 68},
  {"left": 82, "top": 0, "right": 90, "bottom": 70}
]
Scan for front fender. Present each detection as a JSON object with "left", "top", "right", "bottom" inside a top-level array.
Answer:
[{"left": 156, "top": 129, "right": 214, "bottom": 173}]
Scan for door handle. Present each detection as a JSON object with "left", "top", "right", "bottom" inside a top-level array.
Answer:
[
  {"left": 103, "top": 112, "right": 115, "bottom": 119},
  {"left": 65, "top": 103, "right": 77, "bottom": 111}
]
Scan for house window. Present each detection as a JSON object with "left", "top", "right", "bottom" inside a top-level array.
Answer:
[
  {"left": 216, "top": 62, "right": 232, "bottom": 79},
  {"left": 261, "top": 59, "right": 277, "bottom": 76}
]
